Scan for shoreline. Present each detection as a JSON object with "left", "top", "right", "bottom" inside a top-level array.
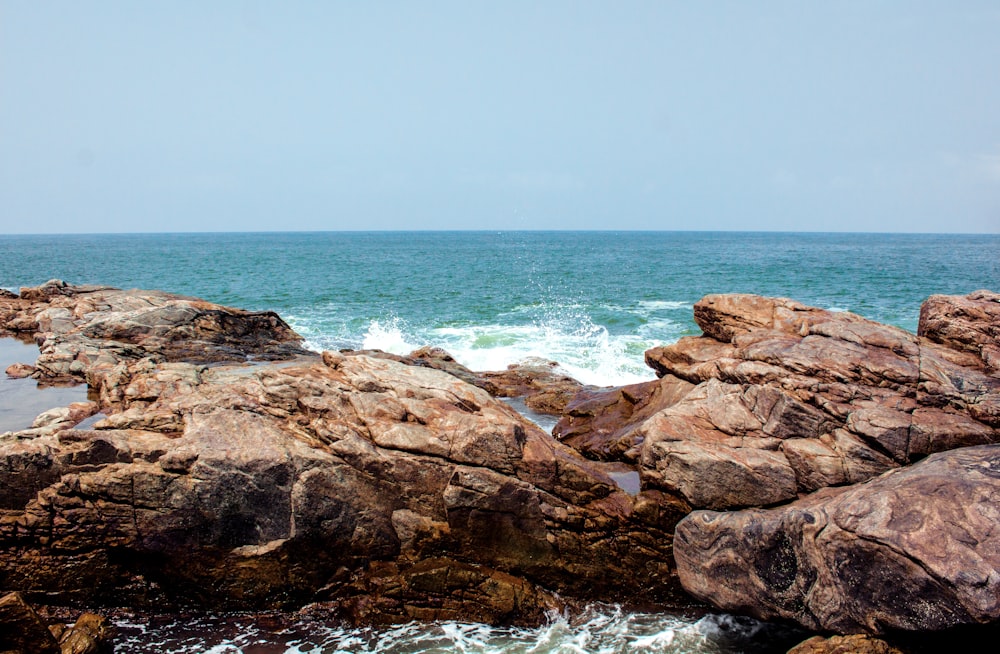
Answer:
[{"left": 1, "top": 280, "right": 998, "bottom": 653}]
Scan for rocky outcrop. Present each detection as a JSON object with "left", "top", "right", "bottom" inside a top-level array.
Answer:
[
  {"left": 4, "top": 281, "right": 999, "bottom": 635},
  {"left": 0, "top": 592, "right": 109, "bottom": 654},
  {"left": 0, "top": 591, "right": 59, "bottom": 653},
  {"left": 0, "top": 279, "right": 311, "bottom": 384},
  {"left": 787, "top": 634, "right": 905, "bottom": 654},
  {"left": 674, "top": 445, "right": 1000, "bottom": 635},
  {"left": 918, "top": 290, "right": 1000, "bottom": 375},
  {"left": 408, "top": 347, "right": 585, "bottom": 415},
  {"left": 553, "top": 376, "right": 694, "bottom": 461},
  {"left": 0, "top": 282, "right": 684, "bottom": 625},
  {"left": 613, "top": 293, "right": 1000, "bottom": 510}
]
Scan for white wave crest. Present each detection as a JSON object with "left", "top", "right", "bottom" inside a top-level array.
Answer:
[{"left": 361, "top": 317, "right": 418, "bottom": 354}]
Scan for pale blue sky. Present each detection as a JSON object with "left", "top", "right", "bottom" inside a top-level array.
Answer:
[{"left": 1, "top": 1, "right": 998, "bottom": 233}]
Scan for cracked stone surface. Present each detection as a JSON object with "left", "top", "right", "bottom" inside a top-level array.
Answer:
[
  {"left": 674, "top": 444, "right": 1000, "bottom": 635},
  {"left": 567, "top": 291, "right": 1000, "bottom": 511},
  {"left": 0, "top": 282, "right": 682, "bottom": 624}
]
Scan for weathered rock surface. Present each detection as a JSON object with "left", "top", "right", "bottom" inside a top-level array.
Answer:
[
  {"left": 408, "top": 347, "right": 586, "bottom": 415},
  {"left": 919, "top": 290, "right": 1000, "bottom": 375},
  {"left": 0, "top": 282, "right": 684, "bottom": 625},
  {"left": 0, "top": 592, "right": 111, "bottom": 654},
  {"left": 787, "top": 634, "right": 905, "bottom": 654},
  {"left": 0, "top": 592, "right": 59, "bottom": 653},
  {"left": 613, "top": 293, "right": 1000, "bottom": 510},
  {"left": 0, "top": 279, "right": 311, "bottom": 384},
  {"left": 553, "top": 376, "right": 694, "bottom": 461},
  {"left": 675, "top": 445, "right": 1000, "bottom": 635}
]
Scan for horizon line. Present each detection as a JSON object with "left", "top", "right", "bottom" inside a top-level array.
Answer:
[{"left": 2, "top": 228, "right": 999, "bottom": 237}]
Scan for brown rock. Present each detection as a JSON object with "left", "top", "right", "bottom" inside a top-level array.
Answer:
[
  {"left": 626, "top": 294, "right": 1000, "bottom": 510},
  {"left": 674, "top": 445, "right": 1000, "bottom": 635},
  {"left": 553, "top": 375, "right": 693, "bottom": 461},
  {"left": 0, "top": 338, "right": 677, "bottom": 622},
  {"left": 0, "top": 592, "right": 59, "bottom": 654},
  {"left": 5, "top": 363, "right": 35, "bottom": 379},
  {"left": 787, "top": 634, "right": 904, "bottom": 654},
  {"left": 919, "top": 290, "right": 1000, "bottom": 375},
  {"left": 57, "top": 613, "right": 110, "bottom": 654},
  {"left": 1, "top": 281, "right": 313, "bottom": 384},
  {"left": 472, "top": 357, "right": 585, "bottom": 415}
]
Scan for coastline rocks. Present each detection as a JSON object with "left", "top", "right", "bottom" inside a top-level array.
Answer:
[
  {"left": 918, "top": 290, "right": 1000, "bottom": 375},
  {"left": 0, "top": 283, "right": 684, "bottom": 624},
  {"left": 622, "top": 293, "right": 999, "bottom": 510},
  {"left": 4, "top": 281, "right": 1000, "bottom": 634},
  {"left": 408, "top": 347, "right": 585, "bottom": 415},
  {"left": 0, "top": 280, "right": 312, "bottom": 384},
  {"left": 0, "top": 592, "right": 110, "bottom": 654},
  {"left": 0, "top": 591, "right": 59, "bottom": 653},
  {"left": 674, "top": 445, "right": 1000, "bottom": 635},
  {"left": 787, "top": 634, "right": 904, "bottom": 654}
]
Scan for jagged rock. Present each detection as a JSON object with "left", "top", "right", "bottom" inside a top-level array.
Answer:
[
  {"left": 919, "top": 290, "right": 1000, "bottom": 375},
  {"left": 553, "top": 376, "right": 694, "bottom": 461},
  {"left": 674, "top": 445, "right": 1000, "bottom": 635},
  {"left": 787, "top": 634, "right": 904, "bottom": 654},
  {"left": 0, "top": 284, "right": 684, "bottom": 624},
  {"left": 409, "top": 348, "right": 585, "bottom": 416},
  {"left": 55, "top": 613, "right": 110, "bottom": 654},
  {"left": 618, "top": 293, "right": 1000, "bottom": 510},
  {"left": 0, "top": 592, "right": 59, "bottom": 654},
  {"left": 0, "top": 280, "right": 312, "bottom": 385}
]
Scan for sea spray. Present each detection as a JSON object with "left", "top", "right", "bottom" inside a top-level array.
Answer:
[{"left": 111, "top": 604, "right": 805, "bottom": 653}]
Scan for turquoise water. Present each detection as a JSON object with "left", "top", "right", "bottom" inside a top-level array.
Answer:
[
  {"left": 2, "top": 231, "right": 997, "bottom": 386},
  {"left": 2, "top": 231, "right": 998, "bottom": 652}
]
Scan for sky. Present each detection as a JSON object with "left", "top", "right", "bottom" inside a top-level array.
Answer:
[{"left": 1, "top": 1, "right": 998, "bottom": 234}]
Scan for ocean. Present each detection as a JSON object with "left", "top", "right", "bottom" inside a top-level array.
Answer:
[{"left": 2, "top": 230, "right": 998, "bottom": 652}]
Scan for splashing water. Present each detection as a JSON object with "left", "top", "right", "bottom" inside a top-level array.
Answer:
[{"left": 110, "top": 604, "right": 805, "bottom": 653}]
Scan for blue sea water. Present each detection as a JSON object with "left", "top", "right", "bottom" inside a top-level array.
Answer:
[
  {"left": 2, "top": 231, "right": 997, "bottom": 387},
  {"left": 1, "top": 231, "right": 998, "bottom": 653}
]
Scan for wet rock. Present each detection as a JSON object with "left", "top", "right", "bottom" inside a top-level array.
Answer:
[
  {"left": 553, "top": 375, "right": 694, "bottom": 461},
  {"left": 5, "top": 363, "right": 35, "bottom": 379},
  {"left": 0, "top": 592, "right": 59, "bottom": 654},
  {"left": 787, "top": 634, "right": 904, "bottom": 654},
  {"left": 409, "top": 348, "right": 586, "bottom": 416},
  {"left": 674, "top": 445, "right": 1000, "bottom": 635},
  {"left": 1, "top": 281, "right": 312, "bottom": 385}
]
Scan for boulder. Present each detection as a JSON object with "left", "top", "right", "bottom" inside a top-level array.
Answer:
[
  {"left": 55, "top": 613, "right": 111, "bottom": 654},
  {"left": 0, "top": 592, "right": 59, "bottom": 654},
  {"left": 787, "top": 634, "right": 904, "bottom": 654},
  {"left": 0, "top": 280, "right": 312, "bottom": 384},
  {"left": 553, "top": 376, "right": 694, "bottom": 461},
  {"left": 603, "top": 293, "right": 1000, "bottom": 510},
  {"left": 918, "top": 290, "right": 1000, "bottom": 375},
  {"left": 674, "top": 445, "right": 1000, "bottom": 635}
]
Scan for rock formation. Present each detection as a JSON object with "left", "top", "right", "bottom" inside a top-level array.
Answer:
[
  {"left": 2, "top": 280, "right": 999, "bottom": 640},
  {"left": 555, "top": 292, "right": 999, "bottom": 512},
  {"left": 0, "top": 282, "right": 683, "bottom": 625},
  {"left": 675, "top": 444, "right": 1000, "bottom": 634}
]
